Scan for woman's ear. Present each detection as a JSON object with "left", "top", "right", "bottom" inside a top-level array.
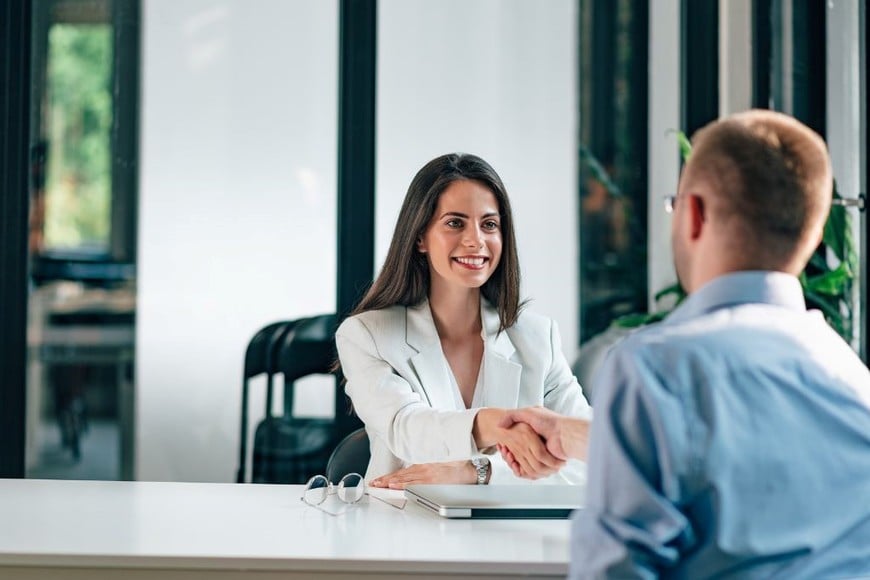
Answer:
[{"left": 416, "top": 236, "right": 426, "bottom": 253}]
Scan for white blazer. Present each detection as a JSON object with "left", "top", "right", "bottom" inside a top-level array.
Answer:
[{"left": 335, "top": 299, "right": 593, "bottom": 484}]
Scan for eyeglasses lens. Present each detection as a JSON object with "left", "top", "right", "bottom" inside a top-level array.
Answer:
[
  {"left": 303, "top": 475, "right": 330, "bottom": 506},
  {"left": 337, "top": 473, "right": 365, "bottom": 504}
]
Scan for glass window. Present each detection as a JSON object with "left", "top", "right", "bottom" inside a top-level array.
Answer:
[
  {"left": 41, "top": 22, "right": 113, "bottom": 254},
  {"left": 135, "top": 0, "right": 339, "bottom": 482},
  {"left": 577, "top": 0, "right": 649, "bottom": 342},
  {"left": 26, "top": 0, "right": 134, "bottom": 482}
]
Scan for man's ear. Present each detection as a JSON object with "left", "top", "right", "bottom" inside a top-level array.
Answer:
[{"left": 687, "top": 194, "right": 705, "bottom": 240}]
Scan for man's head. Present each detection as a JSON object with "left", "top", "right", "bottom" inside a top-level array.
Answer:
[{"left": 671, "top": 109, "right": 832, "bottom": 292}]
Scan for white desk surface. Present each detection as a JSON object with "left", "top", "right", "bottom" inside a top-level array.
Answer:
[{"left": 0, "top": 479, "right": 572, "bottom": 579}]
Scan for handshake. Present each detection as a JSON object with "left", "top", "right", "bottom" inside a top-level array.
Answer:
[
  {"left": 484, "top": 407, "right": 590, "bottom": 480},
  {"left": 369, "top": 407, "right": 591, "bottom": 489}
]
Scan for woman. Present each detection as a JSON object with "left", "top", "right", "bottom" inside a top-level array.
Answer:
[{"left": 335, "top": 153, "right": 592, "bottom": 488}]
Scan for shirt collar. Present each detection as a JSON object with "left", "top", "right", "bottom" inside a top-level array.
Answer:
[{"left": 665, "top": 271, "right": 806, "bottom": 325}]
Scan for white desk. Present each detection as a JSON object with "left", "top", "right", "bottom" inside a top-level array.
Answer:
[{"left": 0, "top": 479, "right": 572, "bottom": 579}]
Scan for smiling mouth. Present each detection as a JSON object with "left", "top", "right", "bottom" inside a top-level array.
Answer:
[{"left": 453, "top": 256, "right": 489, "bottom": 268}]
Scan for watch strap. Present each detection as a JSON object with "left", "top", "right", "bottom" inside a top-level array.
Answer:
[{"left": 471, "top": 457, "right": 490, "bottom": 485}]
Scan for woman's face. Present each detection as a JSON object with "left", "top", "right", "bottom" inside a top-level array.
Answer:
[{"left": 418, "top": 179, "right": 503, "bottom": 293}]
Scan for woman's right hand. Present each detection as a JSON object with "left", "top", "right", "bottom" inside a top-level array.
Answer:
[{"left": 473, "top": 408, "right": 565, "bottom": 479}]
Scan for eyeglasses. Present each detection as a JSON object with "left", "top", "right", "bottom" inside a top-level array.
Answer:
[
  {"left": 301, "top": 473, "right": 365, "bottom": 516},
  {"left": 300, "top": 473, "right": 405, "bottom": 516}
]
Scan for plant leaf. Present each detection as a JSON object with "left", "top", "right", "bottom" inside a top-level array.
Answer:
[
  {"left": 823, "top": 190, "right": 847, "bottom": 261},
  {"left": 613, "top": 310, "right": 670, "bottom": 329},
  {"left": 822, "top": 182, "right": 858, "bottom": 274},
  {"left": 803, "top": 288, "right": 842, "bottom": 322},
  {"left": 666, "top": 129, "right": 692, "bottom": 162},
  {"left": 803, "top": 261, "right": 852, "bottom": 296},
  {"left": 654, "top": 281, "right": 686, "bottom": 303}
]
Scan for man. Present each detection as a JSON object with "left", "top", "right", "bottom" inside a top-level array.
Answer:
[{"left": 501, "top": 110, "right": 870, "bottom": 578}]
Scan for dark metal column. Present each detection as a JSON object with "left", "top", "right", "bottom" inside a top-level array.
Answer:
[
  {"left": 681, "top": 0, "right": 719, "bottom": 136},
  {"left": 752, "top": 0, "right": 772, "bottom": 108},
  {"left": 791, "top": 0, "right": 826, "bottom": 137},
  {"left": 0, "top": 0, "right": 33, "bottom": 478},
  {"left": 335, "top": 0, "right": 376, "bottom": 436},
  {"left": 337, "top": 0, "right": 377, "bottom": 320}
]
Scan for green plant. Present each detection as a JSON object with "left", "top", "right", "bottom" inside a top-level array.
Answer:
[
  {"left": 611, "top": 131, "right": 857, "bottom": 342},
  {"left": 802, "top": 184, "right": 857, "bottom": 339}
]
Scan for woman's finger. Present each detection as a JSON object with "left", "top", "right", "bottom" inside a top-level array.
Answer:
[
  {"left": 512, "top": 424, "right": 564, "bottom": 472},
  {"left": 512, "top": 439, "right": 559, "bottom": 479},
  {"left": 503, "top": 427, "right": 550, "bottom": 477}
]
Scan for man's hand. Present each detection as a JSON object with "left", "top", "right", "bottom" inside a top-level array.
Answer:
[
  {"left": 496, "top": 422, "right": 566, "bottom": 480},
  {"left": 471, "top": 407, "right": 569, "bottom": 479},
  {"left": 497, "top": 407, "right": 590, "bottom": 478},
  {"left": 369, "top": 461, "right": 476, "bottom": 489}
]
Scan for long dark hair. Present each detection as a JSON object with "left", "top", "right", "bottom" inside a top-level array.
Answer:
[{"left": 351, "top": 153, "right": 523, "bottom": 332}]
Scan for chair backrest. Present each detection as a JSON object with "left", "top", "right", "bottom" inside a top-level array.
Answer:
[
  {"left": 273, "top": 313, "right": 338, "bottom": 416},
  {"left": 237, "top": 320, "right": 295, "bottom": 483},
  {"left": 239, "top": 313, "right": 363, "bottom": 484},
  {"left": 243, "top": 320, "right": 293, "bottom": 379},
  {"left": 326, "top": 428, "right": 370, "bottom": 483},
  {"left": 246, "top": 314, "right": 336, "bottom": 484}
]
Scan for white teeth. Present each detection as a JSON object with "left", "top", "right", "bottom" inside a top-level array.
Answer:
[{"left": 455, "top": 257, "right": 485, "bottom": 266}]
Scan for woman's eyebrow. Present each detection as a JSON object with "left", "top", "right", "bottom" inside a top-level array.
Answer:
[{"left": 438, "top": 211, "right": 500, "bottom": 219}]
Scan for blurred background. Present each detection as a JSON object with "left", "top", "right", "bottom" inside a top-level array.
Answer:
[{"left": 0, "top": 0, "right": 866, "bottom": 483}]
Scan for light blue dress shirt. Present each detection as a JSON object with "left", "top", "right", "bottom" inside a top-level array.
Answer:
[{"left": 571, "top": 271, "right": 870, "bottom": 579}]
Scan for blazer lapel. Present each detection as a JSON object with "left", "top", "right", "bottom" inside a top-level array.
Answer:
[
  {"left": 405, "top": 301, "right": 456, "bottom": 410},
  {"left": 479, "top": 301, "right": 523, "bottom": 409}
]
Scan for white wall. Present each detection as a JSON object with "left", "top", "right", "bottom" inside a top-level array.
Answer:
[
  {"left": 719, "top": 0, "right": 752, "bottom": 116},
  {"left": 376, "top": 0, "right": 580, "bottom": 351},
  {"left": 826, "top": 0, "right": 864, "bottom": 350},
  {"left": 647, "top": 0, "right": 682, "bottom": 308},
  {"left": 137, "top": 0, "right": 338, "bottom": 481}
]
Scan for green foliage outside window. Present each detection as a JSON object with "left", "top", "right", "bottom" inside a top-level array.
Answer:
[{"left": 43, "top": 24, "right": 113, "bottom": 252}]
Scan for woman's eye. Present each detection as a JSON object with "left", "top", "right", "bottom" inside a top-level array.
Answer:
[
  {"left": 482, "top": 220, "right": 499, "bottom": 230},
  {"left": 446, "top": 219, "right": 463, "bottom": 228}
]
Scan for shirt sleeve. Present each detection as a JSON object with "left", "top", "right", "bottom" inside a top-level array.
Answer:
[{"left": 569, "top": 341, "right": 695, "bottom": 579}]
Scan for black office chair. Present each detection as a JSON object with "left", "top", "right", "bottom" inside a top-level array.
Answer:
[
  {"left": 326, "top": 427, "right": 370, "bottom": 482},
  {"left": 274, "top": 314, "right": 338, "bottom": 417},
  {"left": 250, "top": 313, "right": 348, "bottom": 484},
  {"left": 236, "top": 320, "right": 296, "bottom": 483}
]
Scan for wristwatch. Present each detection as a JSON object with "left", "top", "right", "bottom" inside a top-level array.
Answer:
[{"left": 471, "top": 457, "right": 490, "bottom": 485}]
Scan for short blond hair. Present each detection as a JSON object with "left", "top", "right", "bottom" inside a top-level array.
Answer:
[{"left": 687, "top": 109, "right": 832, "bottom": 268}]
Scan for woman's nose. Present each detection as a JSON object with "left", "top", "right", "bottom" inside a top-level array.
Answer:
[{"left": 463, "top": 225, "right": 484, "bottom": 247}]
